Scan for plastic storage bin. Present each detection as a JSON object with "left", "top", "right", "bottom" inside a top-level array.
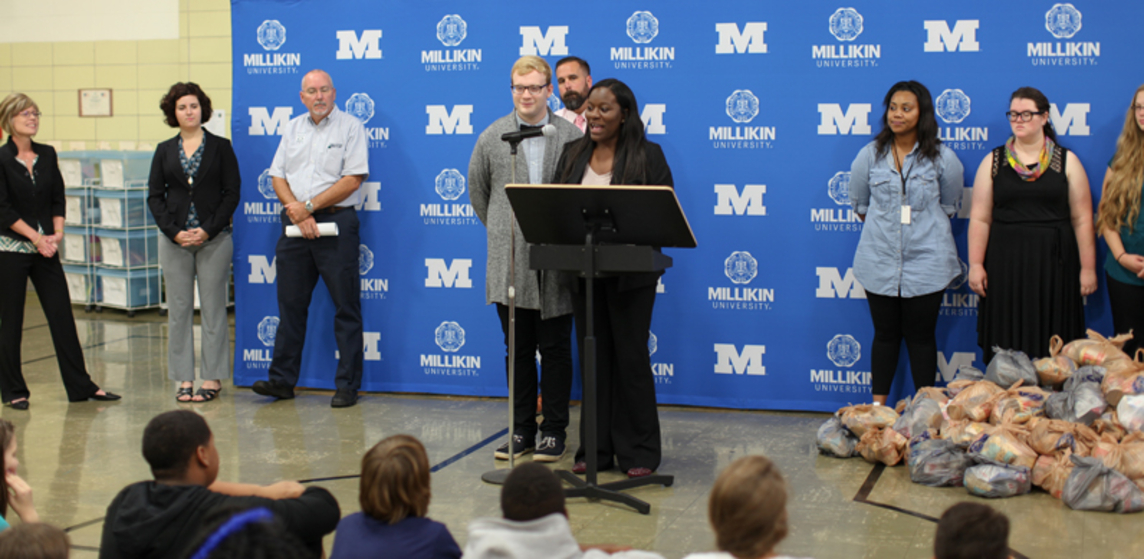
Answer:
[
  {"left": 95, "top": 228, "right": 158, "bottom": 267},
  {"left": 98, "top": 268, "right": 160, "bottom": 308},
  {"left": 61, "top": 226, "right": 101, "bottom": 263},
  {"left": 63, "top": 265, "right": 100, "bottom": 303},
  {"left": 64, "top": 188, "right": 100, "bottom": 225},
  {"left": 95, "top": 189, "right": 154, "bottom": 228},
  {"left": 57, "top": 151, "right": 151, "bottom": 188}
]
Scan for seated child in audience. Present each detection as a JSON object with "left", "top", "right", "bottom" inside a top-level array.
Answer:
[
  {"left": 2, "top": 418, "right": 39, "bottom": 531},
  {"left": 99, "top": 410, "right": 340, "bottom": 559},
  {"left": 0, "top": 522, "right": 70, "bottom": 559},
  {"left": 330, "top": 434, "right": 461, "bottom": 559},
  {"left": 185, "top": 506, "right": 310, "bottom": 559},
  {"left": 933, "top": 502, "right": 1010, "bottom": 559},
  {"left": 684, "top": 455, "right": 811, "bottom": 559},
  {"left": 465, "top": 462, "right": 664, "bottom": 559}
]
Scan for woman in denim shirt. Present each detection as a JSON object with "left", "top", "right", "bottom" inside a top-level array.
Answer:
[{"left": 849, "top": 81, "right": 963, "bottom": 405}]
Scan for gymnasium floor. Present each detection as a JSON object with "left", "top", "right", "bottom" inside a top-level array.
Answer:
[{"left": 6, "top": 296, "right": 1143, "bottom": 558}]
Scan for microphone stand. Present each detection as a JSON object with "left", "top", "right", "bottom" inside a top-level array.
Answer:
[{"left": 482, "top": 135, "right": 525, "bottom": 485}]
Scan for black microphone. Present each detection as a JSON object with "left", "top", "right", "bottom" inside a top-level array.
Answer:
[{"left": 501, "top": 123, "right": 556, "bottom": 143}]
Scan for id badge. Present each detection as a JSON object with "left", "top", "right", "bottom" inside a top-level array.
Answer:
[{"left": 901, "top": 205, "right": 911, "bottom": 225}]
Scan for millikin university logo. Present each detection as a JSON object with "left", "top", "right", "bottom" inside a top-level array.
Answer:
[
  {"left": 724, "top": 251, "right": 758, "bottom": 285},
  {"left": 257, "top": 316, "right": 280, "bottom": 347},
  {"left": 725, "top": 90, "right": 759, "bottom": 124},
  {"left": 245, "top": 169, "right": 283, "bottom": 224},
  {"left": 827, "top": 172, "right": 850, "bottom": 206},
  {"left": 829, "top": 8, "right": 863, "bottom": 41},
  {"left": 435, "top": 169, "right": 466, "bottom": 201},
  {"left": 438, "top": 15, "right": 467, "bottom": 46},
  {"left": 345, "top": 94, "right": 375, "bottom": 124},
  {"left": 935, "top": 89, "right": 971, "bottom": 124},
  {"left": 627, "top": 11, "right": 659, "bottom": 43},
  {"left": 359, "top": 245, "right": 375, "bottom": 275},
  {"left": 1045, "top": 3, "right": 1082, "bottom": 39},
  {"left": 258, "top": 169, "right": 276, "bottom": 199},
  {"left": 827, "top": 334, "right": 861, "bottom": 367},
  {"left": 257, "top": 20, "right": 286, "bottom": 50},
  {"left": 435, "top": 322, "right": 465, "bottom": 352}
]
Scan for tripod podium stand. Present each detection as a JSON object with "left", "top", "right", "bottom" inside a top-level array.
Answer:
[{"left": 506, "top": 183, "right": 696, "bottom": 514}]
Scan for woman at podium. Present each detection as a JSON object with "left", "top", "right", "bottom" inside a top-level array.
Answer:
[{"left": 554, "top": 79, "right": 672, "bottom": 478}]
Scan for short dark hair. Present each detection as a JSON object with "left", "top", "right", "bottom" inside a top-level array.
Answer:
[
  {"left": 359, "top": 434, "right": 431, "bottom": 524},
  {"left": 159, "top": 82, "right": 213, "bottom": 128},
  {"left": 185, "top": 506, "right": 309, "bottom": 559},
  {"left": 142, "top": 410, "right": 212, "bottom": 480},
  {"left": 500, "top": 462, "right": 565, "bottom": 521},
  {"left": 1010, "top": 86, "right": 1057, "bottom": 142},
  {"left": 0, "top": 523, "right": 70, "bottom": 559},
  {"left": 555, "top": 56, "right": 590, "bottom": 76},
  {"left": 934, "top": 502, "right": 1010, "bottom": 559}
]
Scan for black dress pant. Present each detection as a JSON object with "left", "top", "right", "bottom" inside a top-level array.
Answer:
[
  {"left": 1107, "top": 273, "right": 1144, "bottom": 357},
  {"left": 496, "top": 304, "right": 573, "bottom": 441},
  {"left": 268, "top": 209, "right": 363, "bottom": 391},
  {"left": 0, "top": 252, "right": 99, "bottom": 402},
  {"left": 865, "top": 290, "right": 943, "bottom": 396},
  {"left": 572, "top": 277, "right": 661, "bottom": 471}
]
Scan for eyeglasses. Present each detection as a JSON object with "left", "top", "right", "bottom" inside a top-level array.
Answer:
[
  {"left": 511, "top": 84, "right": 549, "bottom": 95},
  {"left": 1005, "top": 111, "right": 1044, "bottom": 122},
  {"left": 17, "top": 110, "right": 41, "bottom": 119},
  {"left": 1133, "top": 104, "right": 1144, "bottom": 114}
]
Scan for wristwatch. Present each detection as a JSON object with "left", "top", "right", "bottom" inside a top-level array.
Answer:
[{"left": 304, "top": 199, "right": 314, "bottom": 213}]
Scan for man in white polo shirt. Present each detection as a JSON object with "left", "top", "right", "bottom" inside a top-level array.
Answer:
[{"left": 253, "top": 69, "right": 369, "bottom": 408}]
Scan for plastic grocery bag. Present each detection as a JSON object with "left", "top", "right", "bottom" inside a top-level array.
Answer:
[
  {"left": 1061, "top": 455, "right": 1144, "bottom": 513},
  {"left": 838, "top": 404, "right": 900, "bottom": 438},
  {"left": 947, "top": 365, "right": 984, "bottom": 397},
  {"left": 1091, "top": 432, "right": 1144, "bottom": 480},
  {"left": 985, "top": 347, "right": 1038, "bottom": 388},
  {"left": 894, "top": 397, "right": 944, "bottom": 440},
  {"left": 967, "top": 412, "right": 1037, "bottom": 470},
  {"left": 1034, "top": 335, "right": 1077, "bottom": 387},
  {"left": 1027, "top": 418, "right": 1097, "bottom": 456},
  {"left": 857, "top": 426, "right": 908, "bottom": 466},
  {"left": 1118, "top": 394, "right": 1144, "bottom": 434},
  {"left": 914, "top": 387, "right": 950, "bottom": 405},
  {"left": 964, "top": 461, "right": 1032, "bottom": 498},
  {"left": 1053, "top": 366, "right": 1109, "bottom": 425},
  {"left": 907, "top": 438, "right": 972, "bottom": 487},
  {"left": 946, "top": 380, "right": 1004, "bottom": 422},
  {"left": 941, "top": 419, "right": 991, "bottom": 448},
  {"left": 817, "top": 416, "right": 859, "bottom": 458},
  {"left": 989, "top": 381, "right": 1049, "bottom": 425},
  {"left": 1032, "top": 450, "right": 1074, "bottom": 499},
  {"left": 1061, "top": 330, "right": 1133, "bottom": 367},
  {"left": 1103, "top": 369, "right": 1144, "bottom": 408}
]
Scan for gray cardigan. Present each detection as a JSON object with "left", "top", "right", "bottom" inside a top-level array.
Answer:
[{"left": 468, "top": 110, "right": 582, "bottom": 318}]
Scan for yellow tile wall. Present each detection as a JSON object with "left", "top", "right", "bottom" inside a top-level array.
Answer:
[{"left": 0, "top": 0, "right": 231, "bottom": 151}]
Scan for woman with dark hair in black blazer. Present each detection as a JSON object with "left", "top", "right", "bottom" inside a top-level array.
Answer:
[
  {"left": 554, "top": 78, "right": 672, "bottom": 478},
  {"left": 148, "top": 83, "right": 241, "bottom": 402},
  {"left": 0, "top": 93, "right": 120, "bottom": 409}
]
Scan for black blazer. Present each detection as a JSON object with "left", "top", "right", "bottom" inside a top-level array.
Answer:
[
  {"left": 147, "top": 130, "right": 241, "bottom": 242},
  {"left": 554, "top": 139, "right": 674, "bottom": 291},
  {"left": 0, "top": 138, "right": 66, "bottom": 241}
]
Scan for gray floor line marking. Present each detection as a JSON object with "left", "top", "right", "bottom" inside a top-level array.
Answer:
[
  {"left": 22, "top": 322, "right": 48, "bottom": 331},
  {"left": 852, "top": 463, "right": 1030, "bottom": 559},
  {"left": 63, "top": 516, "right": 104, "bottom": 533},
  {"left": 21, "top": 334, "right": 166, "bottom": 365}
]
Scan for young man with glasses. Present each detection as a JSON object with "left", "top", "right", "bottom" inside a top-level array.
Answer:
[{"left": 468, "top": 56, "right": 583, "bottom": 462}]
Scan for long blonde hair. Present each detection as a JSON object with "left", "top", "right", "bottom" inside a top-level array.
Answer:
[{"left": 1096, "top": 84, "right": 1144, "bottom": 235}]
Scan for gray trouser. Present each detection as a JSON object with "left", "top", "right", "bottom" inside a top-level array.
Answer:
[{"left": 159, "top": 231, "right": 233, "bottom": 382}]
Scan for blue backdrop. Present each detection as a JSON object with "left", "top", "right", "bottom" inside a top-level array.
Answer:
[{"left": 231, "top": 0, "right": 1134, "bottom": 412}]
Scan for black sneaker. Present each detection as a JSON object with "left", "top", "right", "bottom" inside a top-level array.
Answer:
[
  {"left": 494, "top": 433, "right": 535, "bottom": 460},
  {"left": 533, "top": 435, "right": 565, "bottom": 462}
]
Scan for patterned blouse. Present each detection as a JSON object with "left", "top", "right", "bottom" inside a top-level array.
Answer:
[{"left": 178, "top": 136, "right": 205, "bottom": 230}]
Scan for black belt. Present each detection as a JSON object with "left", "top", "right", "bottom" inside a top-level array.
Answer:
[{"left": 316, "top": 206, "right": 352, "bottom": 214}]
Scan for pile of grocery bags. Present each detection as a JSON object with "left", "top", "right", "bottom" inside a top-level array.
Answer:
[{"left": 817, "top": 329, "right": 1144, "bottom": 514}]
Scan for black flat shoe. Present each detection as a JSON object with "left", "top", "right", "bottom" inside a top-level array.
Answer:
[
  {"left": 89, "top": 391, "right": 122, "bottom": 401},
  {"left": 6, "top": 399, "right": 29, "bottom": 410}
]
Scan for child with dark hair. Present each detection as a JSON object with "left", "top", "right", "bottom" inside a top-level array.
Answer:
[
  {"left": 0, "top": 522, "right": 69, "bottom": 559},
  {"left": 933, "top": 502, "right": 1010, "bottom": 559},
  {"left": 1, "top": 418, "right": 39, "bottom": 532},
  {"left": 184, "top": 506, "right": 309, "bottom": 559},
  {"left": 684, "top": 456, "right": 811, "bottom": 559},
  {"left": 464, "top": 463, "right": 663, "bottom": 559},
  {"left": 99, "top": 410, "right": 340, "bottom": 559},
  {"left": 330, "top": 435, "right": 461, "bottom": 559}
]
